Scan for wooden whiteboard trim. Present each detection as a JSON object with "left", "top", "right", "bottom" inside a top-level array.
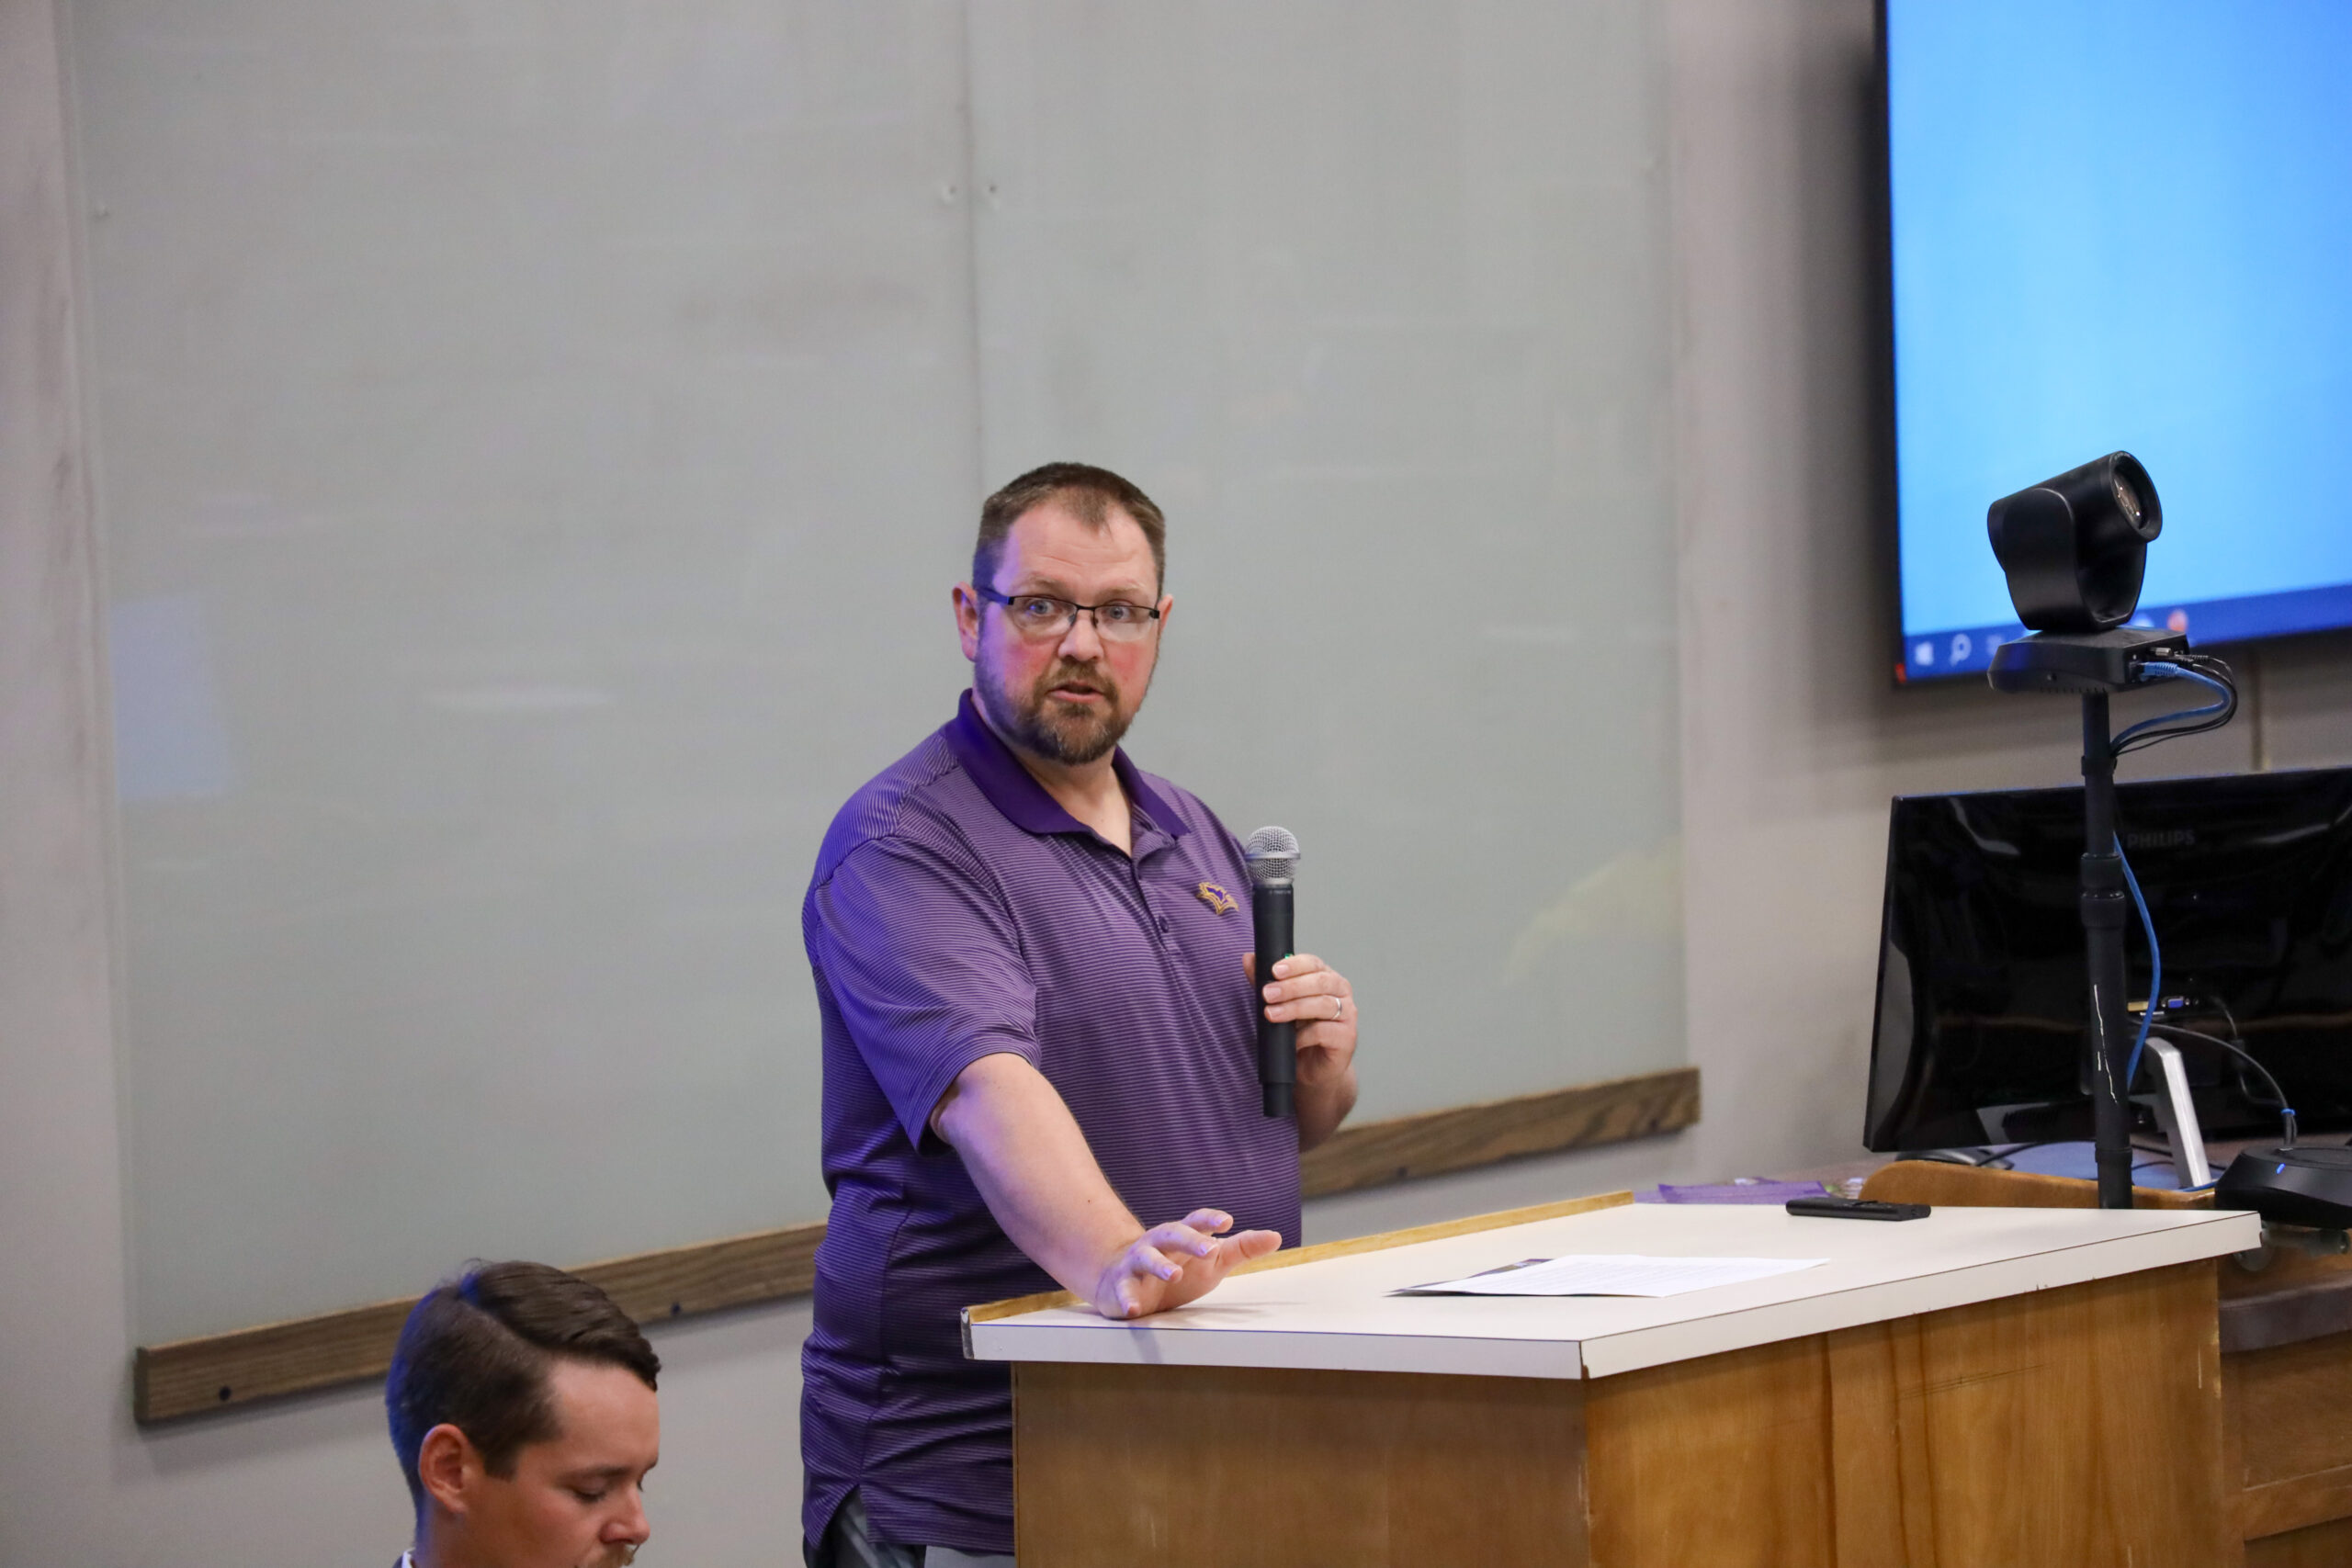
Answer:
[
  {"left": 1298, "top": 1066, "right": 1698, "bottom": 1198},
  {"left": 134, "top": 1220, "right": 825, "bottom": 1423},
  {"left": 132, "top": 1066, "right": 1695, "bottom": 1422}
]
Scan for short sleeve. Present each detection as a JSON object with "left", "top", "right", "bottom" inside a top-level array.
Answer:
[{"left": 807, "top": 836, "right": 1041, "bottom": 1146}]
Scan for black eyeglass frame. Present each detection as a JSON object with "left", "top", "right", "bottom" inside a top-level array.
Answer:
[{"left": 972, "top": 585, "right": 1164, "bottom": 640}]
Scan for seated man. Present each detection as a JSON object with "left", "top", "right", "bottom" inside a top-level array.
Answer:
[{"left": 385, "top": 1260, "right": 662, "bottom": 1568}]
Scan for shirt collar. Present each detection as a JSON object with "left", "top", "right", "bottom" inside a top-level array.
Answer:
[{"left": 945, "top": 689, "right": 1188, "bottom": 843}]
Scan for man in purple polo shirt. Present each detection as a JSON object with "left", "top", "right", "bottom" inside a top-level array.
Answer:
[{"left": 799, "top": 463, "right": 1362, "bottom": 1565}]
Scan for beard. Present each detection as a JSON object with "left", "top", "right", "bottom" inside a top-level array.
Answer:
[{"left": 976, "top": 651, "right": 1135, "bottom": 766}]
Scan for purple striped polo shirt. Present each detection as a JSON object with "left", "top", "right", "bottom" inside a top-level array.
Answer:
[{"left": 799, "top": 692, "right": 1301, "bottom": 1555}]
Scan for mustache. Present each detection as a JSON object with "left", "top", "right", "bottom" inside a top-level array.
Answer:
[{"left": 1034, "top": 661, "right": 1117, "bottom": 702}]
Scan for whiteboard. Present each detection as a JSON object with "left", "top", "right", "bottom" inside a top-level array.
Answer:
[
  {"left": 965, "top": 1, "right": 1685, "bottom": 1122},
  {"left": 73, "top": 0, "right": 1682, "bottom": 1343}
]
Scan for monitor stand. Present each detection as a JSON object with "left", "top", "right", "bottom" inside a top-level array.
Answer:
[
  {"left": 2135, "top": 1036, "right": 2212, "bottom": 1189},
  {"left": 1968, "top": 1036, "right": 2213, "bottom": 1192}
]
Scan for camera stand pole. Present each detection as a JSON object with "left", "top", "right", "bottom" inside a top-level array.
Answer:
[
  {"left": 2078, "top": 690, "right": 2134, "bottom": 1210},
  {"left": 1990, "top": 626, "right": 2191, "bottom": 1212}
]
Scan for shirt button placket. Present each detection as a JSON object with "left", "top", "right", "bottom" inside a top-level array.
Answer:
[{"left": 1133, "top": 866, "right": 1176, "bottom": 951}]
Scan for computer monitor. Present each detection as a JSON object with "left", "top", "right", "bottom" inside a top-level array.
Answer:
[{"left": 1864, "top": 767, "right": 2352, "bottom": 1153}]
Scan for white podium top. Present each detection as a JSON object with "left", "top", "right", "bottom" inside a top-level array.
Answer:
[{"left": 965, "top": 1200, "right": 2257, "bottom": 1380}]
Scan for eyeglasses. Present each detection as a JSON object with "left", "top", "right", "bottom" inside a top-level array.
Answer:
[{"left": 975, "top": 586, "right": 1162, "bottom": 644}]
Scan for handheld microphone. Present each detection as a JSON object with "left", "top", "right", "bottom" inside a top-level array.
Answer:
[{"left": 1243, "top": 826, "right": 1299, "bottom": 1119}]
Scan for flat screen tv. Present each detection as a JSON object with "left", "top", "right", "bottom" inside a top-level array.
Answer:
[
  {"left": 1865, "top": 767, "right": 2352, "bottom": 1154},
  {"left": 1883, "top": 0, "right": 2352, "bottom": 682}
]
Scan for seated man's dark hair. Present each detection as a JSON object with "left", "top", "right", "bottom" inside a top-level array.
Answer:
[{"left": 385, "top": 1259, "right": 660, "bottom": 1507}]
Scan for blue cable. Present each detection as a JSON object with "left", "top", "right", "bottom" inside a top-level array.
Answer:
[
  {"left": 2112, "top": 662, "right": 2233, "bottom": 750},
  {"left": 2109, "top": 659, "right": 2223, "bottom": 1080},
  {"left": 2117, "top": 833, "right": 2159, "bottom": 1089},
  {"left": 2109, "top": 657, "right": 2288, "bottom": 1160}
]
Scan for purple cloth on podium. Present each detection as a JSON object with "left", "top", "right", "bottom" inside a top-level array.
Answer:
[{"left": 1638, "top": 1180, "right": 1830, "bottom": 1205}]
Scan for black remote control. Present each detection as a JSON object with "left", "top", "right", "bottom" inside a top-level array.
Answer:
[{"left": 1785, "top": 1195, "right": 1929, "bottom": 1221}]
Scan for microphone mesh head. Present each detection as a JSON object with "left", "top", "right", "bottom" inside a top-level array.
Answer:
[{"left": 1243, "top": 825, "right": 1300, "bottom": 886}]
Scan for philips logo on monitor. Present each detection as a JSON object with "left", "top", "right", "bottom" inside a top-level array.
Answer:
[{"left": 2122, "top": 829, "right": 2198, "bottom": 852}]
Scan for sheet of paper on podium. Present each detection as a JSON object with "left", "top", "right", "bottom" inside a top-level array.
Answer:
[{"left": 1394, "top": 1253, "right": 1826, "bottom": 1298}]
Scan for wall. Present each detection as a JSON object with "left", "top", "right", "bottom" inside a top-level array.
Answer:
[
  {"left": 7, "top": 0, "right": 2351, "bottom": 1562},
  {"left": 0, "top": 0, "right": 133, "bottom": 1560}
]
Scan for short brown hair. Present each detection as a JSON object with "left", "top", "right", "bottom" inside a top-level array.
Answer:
[
  {"left": 974, "top": 462, "right": 1167, "bottom": 596},
  {"left": 385, "top": 1261, "right": 659, "bottom": 1508}
]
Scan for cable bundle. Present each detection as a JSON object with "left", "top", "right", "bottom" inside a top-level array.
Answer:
[
  {"left": 2112, "top": 656, "right": 2239, "bottom": 755},
  {"left": 2109, "top": 650, "right": 2295, "bottom": 1168}
]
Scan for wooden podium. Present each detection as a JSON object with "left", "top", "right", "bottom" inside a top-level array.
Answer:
[
  {"left": 1860, "top": 1156, "right": 2352, "bottom": 1562},
  {"left": 965, "top": 1191, "right": 2260, "bottom": 1567}
]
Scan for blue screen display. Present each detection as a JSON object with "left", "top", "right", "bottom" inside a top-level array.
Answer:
[{"left": 1887, "top": 0, "right": 2352, "bottom": 680}]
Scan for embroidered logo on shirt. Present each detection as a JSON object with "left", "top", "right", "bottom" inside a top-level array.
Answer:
[{"left": 1195, "top": 880, "right": 1238, "bottom": 915}]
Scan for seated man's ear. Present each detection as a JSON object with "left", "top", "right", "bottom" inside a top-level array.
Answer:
[{"left": 418, "top": 1424, "right": 480, "bottom": 1515}]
